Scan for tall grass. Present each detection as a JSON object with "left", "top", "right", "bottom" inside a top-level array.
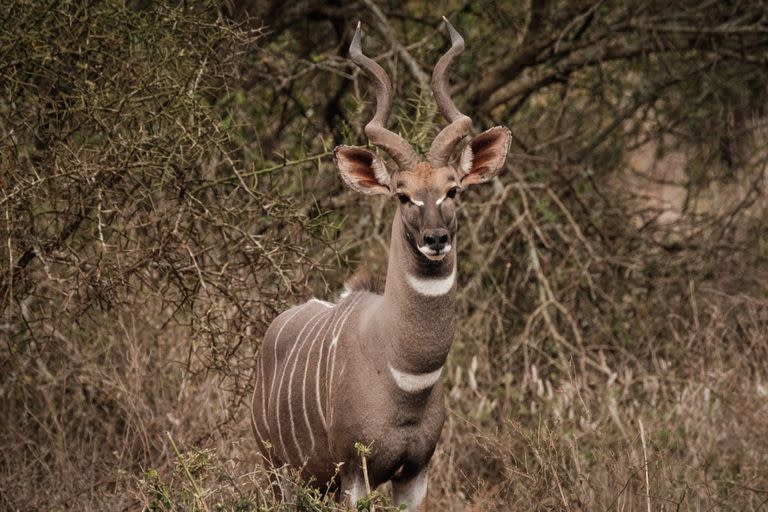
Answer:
[{"left": 2, "top": 1, "right": 768, "bottom": 511}]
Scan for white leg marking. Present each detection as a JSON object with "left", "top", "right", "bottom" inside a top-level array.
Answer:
[
  {"left": 286, "top": 310, "right": 326, "bottom": 463},
  {"left": 405, "top": 267, "right": 456, "bottom": 296},
  {"left": 389, "top": 364, "right": 443, "bottom": 393},
  {"left": 392, "top": 468, "right": 428, "bottom": 511},
  {"left": 345, "top": 474, "right": 367, "bottom": 507},
  {"left": 275, "top": 309, "right": 324, "bottom": 464},
  {"left": 300, "top": 308, "right": 335, "bottom": 454}
]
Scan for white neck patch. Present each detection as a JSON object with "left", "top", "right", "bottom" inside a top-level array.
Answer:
[
  {"left": 405, "top": 267, "right": 456, "bottom": 296},
  {"left": 389, "top": 364, "right": 443, "bottom": 393}
]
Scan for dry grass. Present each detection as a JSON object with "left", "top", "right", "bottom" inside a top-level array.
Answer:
[{"left": 2, "top": 2, "right": 768, "bottom": 511}]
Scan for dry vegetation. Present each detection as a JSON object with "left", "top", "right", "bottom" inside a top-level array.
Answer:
[{"left": 2, "top": 1, "right": 768, "bottom": 511}]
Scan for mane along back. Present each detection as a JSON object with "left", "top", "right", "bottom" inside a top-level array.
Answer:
[{"left": 344, "top": 269, "right": 385, "bottom": 295}]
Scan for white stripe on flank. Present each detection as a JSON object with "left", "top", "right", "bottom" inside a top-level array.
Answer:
[
  {"left": 324, "top": 294, "right": 358, "bottom": 388},
  {"left": 251, "top": 361, "right": 266, "bottom": 445},
  {"left": 389, "top": 364, "right": 443, "bottom": 393},
  {"left": 326, "top": 294, "right": 361, "bottom": 426},
  {"left": 316, "top": 294, "right": 358, "bottom": 431},
  {"left": 300, "top": 308, "right": 335, "bottom": 453},
  {"left": 310, "top": 298, "right": 335, "bottom": 308},
  {"left": 286, "top": 310, "right": 326, "bottom": 463},
  {"left": 275, "top": 309, "right": 324, "bottom": 464},
  {"left": 405, "top": 267, "right": 456, "bottom": 296},
  {"left": 259, "top": 347, "right": 267, "bottom": 430},
  {"left": 267, "top": 307, "right": 304, "bottom": 417}
]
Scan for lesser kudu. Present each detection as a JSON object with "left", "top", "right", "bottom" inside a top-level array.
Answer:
[{"left": 251, "top": 18, "right": 511, "bottom": 511}]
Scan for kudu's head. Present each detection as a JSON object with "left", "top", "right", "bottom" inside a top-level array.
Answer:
[{"left": 334, "top": 19, "right": 511, "bottom": 262}]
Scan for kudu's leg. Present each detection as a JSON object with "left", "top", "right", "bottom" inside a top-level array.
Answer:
[
  {"left": 342, "top": 472, "right": 367, "bottom": 507},
  {"left": 392, "top": 467, "right": 428, "bottom": 511}
]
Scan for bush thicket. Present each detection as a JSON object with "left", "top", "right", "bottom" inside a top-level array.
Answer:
[{"left": 2, "top": 1, "right": 768, "bottom": 510}]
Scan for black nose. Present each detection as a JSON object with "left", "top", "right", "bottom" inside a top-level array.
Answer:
[{"left": 423, "top": 229, "right": 450, "bottom": 251}]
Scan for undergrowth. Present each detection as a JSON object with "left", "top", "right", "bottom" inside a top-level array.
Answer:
[{"left": 2, "top": 1, "right": 768, "bottom": 511}]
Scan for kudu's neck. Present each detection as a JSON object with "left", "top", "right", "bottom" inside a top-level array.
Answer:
[{"left": 379, "top": 211, "right": 457, "bottom": 374}]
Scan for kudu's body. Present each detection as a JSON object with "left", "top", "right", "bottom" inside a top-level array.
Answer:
[{"left": 251, "top": 19, "right": 511, "bottom": 510}]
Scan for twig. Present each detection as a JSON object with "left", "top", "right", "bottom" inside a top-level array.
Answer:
[
  {"left": 166, "top": 432, "right": 210, "bottom": 512},
  {"left": 355, "top": 441, "right": 375, "bottom": 512},
  {"left": 639, "top": 419, "right": 651, "bottom": 512},
  {"left": 191, "top": 150, "right": 332, "bottom": 195},
  {"left": 360, "top": 0, "right": 429, "bottom": 90}
]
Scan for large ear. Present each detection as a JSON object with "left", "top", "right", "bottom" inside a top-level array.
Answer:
[
  {"left": 334, "top": 145, "right": 391, "bottom": 195},
  {"left": 457, "top": 126, "right": 512, "bottom": 186}
]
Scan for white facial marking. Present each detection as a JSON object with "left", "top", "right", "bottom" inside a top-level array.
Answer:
[
  {"left": 389, "top": 364, "right": 443, "bottom": 393},
  {"left": 435, "top": 194, "right": 446, "bottom": 205},
  {"left": 405, "top": 267, "right": 456, "bottom": 296},
  {"left": 417, "top": 244, "right": 452, "bottom": 261},
  {"left": 392, "top": 467, "right": 428, "bottom": 510},
  {"left": 411, "top": 198, "right": 424, "bottom": 207}
]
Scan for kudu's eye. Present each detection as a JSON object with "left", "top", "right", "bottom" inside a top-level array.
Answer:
[
  {"left": 446, "top": 187, "right": 458, "bottom": 199},
  {"left": 397, "top": 193, "right": 410, "bottom": 205}
]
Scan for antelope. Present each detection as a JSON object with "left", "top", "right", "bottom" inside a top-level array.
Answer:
[{"left": 251, "top": 18, "right": 511, "bottom": 511}]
